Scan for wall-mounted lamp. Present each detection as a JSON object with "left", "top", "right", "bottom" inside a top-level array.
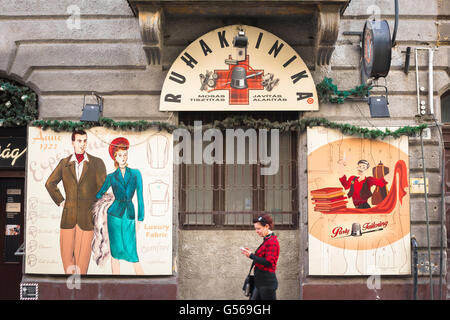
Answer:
[
  {"left": 232, "top": 29, "right": 248, "bottom": 62},
  {"left": 80, "top": 92, "right": 103, "bottom": 122},
  {"left": 226, "top": 29, "right": 248, "bottom": 65},
  {"left": 368, "top": 84, "right": 390, "bottom": 118}
]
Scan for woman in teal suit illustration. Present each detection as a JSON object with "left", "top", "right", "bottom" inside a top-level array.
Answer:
[{"left": 93, "top": 137, "right": 145, "bottom": 275}]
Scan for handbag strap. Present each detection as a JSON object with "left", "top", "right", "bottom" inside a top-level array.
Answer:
[{"left": 247, "top": 261, "right": 255, "bottom": 275}]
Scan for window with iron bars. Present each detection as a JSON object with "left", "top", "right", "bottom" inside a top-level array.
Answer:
[{"left": 178, "top": 112, "right": 299, "bottom": 230}]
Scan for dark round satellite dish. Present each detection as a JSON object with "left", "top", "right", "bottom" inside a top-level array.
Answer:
[{"left": 362, "top": 20, "right": 392, "bottom": 80}]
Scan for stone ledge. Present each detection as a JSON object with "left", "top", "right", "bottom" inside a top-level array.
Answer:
[
  {"left": 0, "top": 0, "right": 134, "bottom": 16},
  {"left": 38, "top": 94, "right": 168, "bottom": 119},
  {"left": 8, "top": 43, "right": 146, "bottom": 80},
  {"left": 21, "top": 275, "right": 178, "bottom": 300},
  {"left": 343, "top": 0, "right": 439, "bottom": 17},
  {"left": 339, "top": 19, "right": 438, "bottom": 43},
  {"left": 302, "top": 280, "right": 446, "bottom": 300}
]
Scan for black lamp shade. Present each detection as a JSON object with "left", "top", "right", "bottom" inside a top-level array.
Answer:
[
  {"left": 233, "top": 32, "right": 248, "bottom": 48},
  {"left": 368, "top": 96, "right": 390, "bottom": 118},
  {"left": 80, "top": 104, "right": 102, "bottom": 122}
]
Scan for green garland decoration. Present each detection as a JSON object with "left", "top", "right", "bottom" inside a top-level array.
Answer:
[
  {"left": 0, "top": 78, "right": 425, "bottom": 139},
  {"left": 32, "top": 118, "right": 179, "bottom": 133},
  {"left": 31, "top": 116, "right": 428, "bottom": 140},
  {"left": 0, "top": 77, "right": 367, "bottom": 128},
  {"left": 0, "top": 79, "right": 38, "bottom": 126},
  {"left": 316, "top": 77, "right": 372, "bottom": 104}
]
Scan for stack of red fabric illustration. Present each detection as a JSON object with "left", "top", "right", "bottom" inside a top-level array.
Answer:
[{"left": 311, "top": 187, "right": 348, "bottom": 212}]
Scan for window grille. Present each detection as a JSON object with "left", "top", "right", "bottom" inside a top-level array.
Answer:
[{"left": 178, "top": 112, "right": 299, "bottom": 230}]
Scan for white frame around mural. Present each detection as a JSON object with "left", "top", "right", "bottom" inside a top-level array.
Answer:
[{"left": 24, "top": 127, "right": 173, "bottom": 276}]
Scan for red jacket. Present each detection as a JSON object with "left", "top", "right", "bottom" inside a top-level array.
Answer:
[{"left": 250, "top": 233, "right": 280, "bottom": 273}]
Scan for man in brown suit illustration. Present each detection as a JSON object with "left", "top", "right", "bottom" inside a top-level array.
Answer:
[{"left": 45, "top": 129, "right": 106, "bottom": 274}]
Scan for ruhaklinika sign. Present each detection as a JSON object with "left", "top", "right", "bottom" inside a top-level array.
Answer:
[{"left": 160, "top": 25, "right": 319, "bottom": 111}]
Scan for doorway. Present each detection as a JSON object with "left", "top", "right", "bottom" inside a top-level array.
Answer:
[{"left": 0, "top": 178, "right": 25, "bottom": 299}]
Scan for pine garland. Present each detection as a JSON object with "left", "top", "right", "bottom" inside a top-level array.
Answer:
[
  {"left": 0, "top": 78, "right": 425, "bottom": 139},
  {"left": 0, "top": 79, "right": 38, "bottom": 126},
  {"left": 316, "top": 77, "right": 371, "bottom": 104},
  {"left": 32, "top": 118, "right": 179, "bottom": 133},
  {"left": 31, "top": 116, "right": 427, "bottom": 140},
  {"left": 0, "top": 77, "right": 366, "bottom": 128}
]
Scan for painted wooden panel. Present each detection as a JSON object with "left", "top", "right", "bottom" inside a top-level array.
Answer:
[
  {"left": 25, "top": 127, "right": 173, "bottom": 275},
  {"left": 307, "top": 127, "right": 410, "bottom": 275}
]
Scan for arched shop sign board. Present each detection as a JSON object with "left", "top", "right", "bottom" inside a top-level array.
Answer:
[{"left": 160, "top": 25, "right": 319, "bottom": 111}]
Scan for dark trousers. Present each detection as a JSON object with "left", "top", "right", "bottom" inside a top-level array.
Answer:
[
  {"left": 357, "top": 202, "right": 371, "bottom": 209},
  {"left": 250, "top": 286, "right": 277, "bottom": 300}
]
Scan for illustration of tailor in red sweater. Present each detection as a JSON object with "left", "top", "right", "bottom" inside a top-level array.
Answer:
[
  {"left": 339, "top": 160, "right": 388, "bottom": 209},
  {"left": 310, "top": 159, "right": 407, "bottom": 214}
]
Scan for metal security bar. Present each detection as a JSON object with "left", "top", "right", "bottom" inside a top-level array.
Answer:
[
  {"left": 179, "top": 212, "right": 297, "bottom": 230},
  {"left": 178, "top": 112, "right": 299, "bottom": 230}
]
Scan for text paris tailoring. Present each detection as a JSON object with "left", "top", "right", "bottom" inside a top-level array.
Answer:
[{"left": 163, "top": 30, "right": 313, "bottom": 104}]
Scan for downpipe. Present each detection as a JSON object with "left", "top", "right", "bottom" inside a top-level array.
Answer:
[
  {"left": 411, "top": 236, "right": 418, "bottom": 300},
  {"left": 420, "top": 130, "right": 433, "bottom": 300}
]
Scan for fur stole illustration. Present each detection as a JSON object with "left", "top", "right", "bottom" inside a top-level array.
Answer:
[{"left": 91, "top": 192, "right": 114, "bottom": 267}]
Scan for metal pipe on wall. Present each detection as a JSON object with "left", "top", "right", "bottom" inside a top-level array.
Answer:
[
  {"left": 415, "top": 47, "right": 435, "bottom": 115},
  {"left": 411, "top": 236, "right": 418, "bottom": 300},
  {"left": 392, "top": 0, "right": 398, "bottom": 47},
  {"left": 428, "top": 48, "right": 434, "bottom": 114},
  {"left": 420, "top": 131, "right": 433, "bottom": 300},
  {"left": 433, "top": 116, "right": 446, "bottom": 300},
  {"left": 415, "top": 48, "right": 421, "bottom": 115}
]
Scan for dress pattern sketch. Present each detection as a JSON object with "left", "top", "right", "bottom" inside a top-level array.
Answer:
[
  {"left": 147, "top": 134, "right": 169, "bottom": 169},
  {"left": 148, "top": 180, "right": 169, "bottom": 216},
  {"left": 95, "top": 167, "right": 144, "bottom": 263}
]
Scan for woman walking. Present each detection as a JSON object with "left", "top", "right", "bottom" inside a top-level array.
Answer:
[{"left": 241, "top": 214, "right": 280, "bottom": 300}]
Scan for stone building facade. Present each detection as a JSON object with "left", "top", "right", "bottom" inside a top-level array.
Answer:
[{"left": 0, "top": 0, "right": 449, "bottom": 299}]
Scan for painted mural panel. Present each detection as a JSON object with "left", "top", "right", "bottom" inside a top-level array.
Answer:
[
  {"left": 307, "top": 127, "right": 410, "bottom": 276},
  {"left": 25, "top": 127, "right": 173, "bottom": 275}
]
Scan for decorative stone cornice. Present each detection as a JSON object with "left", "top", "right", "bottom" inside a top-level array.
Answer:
[
  {"left": 137, "top": 6, "right": 164, "bottom": 65},
  {"left": 127, "top": 0, "right": 350, "bottom": 67},
  {"left": 315, "top": 4, "right": 342, "bottom": 65}
]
